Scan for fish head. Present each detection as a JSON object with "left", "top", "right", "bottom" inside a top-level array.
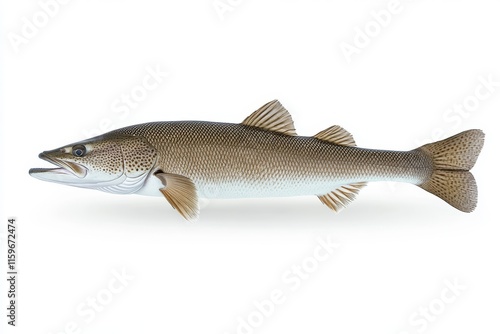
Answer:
[{"left": 29, "top": 134, "right": 158, "bottom": 194}]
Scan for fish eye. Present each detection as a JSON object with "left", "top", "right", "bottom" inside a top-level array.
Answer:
[{"left": 72, "top": 144, "right": 87, "bottom": 157}]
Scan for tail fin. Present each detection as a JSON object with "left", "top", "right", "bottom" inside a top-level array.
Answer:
[{"left": 417, "top": 129, "right": 485, "bottom": 212}]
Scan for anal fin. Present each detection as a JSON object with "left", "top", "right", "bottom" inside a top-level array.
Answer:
[
  {"left": 318, "top": 182, "right": 366, "bottom": 212},
  {"left": 155, "top": 172, "right": 199, "bottom": 221}
]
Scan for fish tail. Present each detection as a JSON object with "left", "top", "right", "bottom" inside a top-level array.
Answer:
[{"left": 417, "top": 129, "right": 485, "bottom": 212}]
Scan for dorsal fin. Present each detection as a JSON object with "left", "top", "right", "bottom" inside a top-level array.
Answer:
[
  {"left": 242, "top": 100, "right": 297, "bottom": 136},
  {"left": 318, "top": 182, "right": 367, "bottom": 212},
  {"left": 314, "top": 125, "right": 356, "bottom": 146}
]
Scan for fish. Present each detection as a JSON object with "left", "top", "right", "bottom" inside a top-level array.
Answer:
[{"left": 29, "top": 100, "right": 485, "bottom": 221}]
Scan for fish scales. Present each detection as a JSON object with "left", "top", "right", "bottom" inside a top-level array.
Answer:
[{"left": 112, "top": 121, "right": 433, "bottom": 198}]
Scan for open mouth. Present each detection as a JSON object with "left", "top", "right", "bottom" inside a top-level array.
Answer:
[{"left": 29, "top": 152, "right": 87, "bottom": 178}]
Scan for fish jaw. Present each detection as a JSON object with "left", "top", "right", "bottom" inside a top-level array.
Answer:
[{"left": 29, "top": 152, "right": 88, "bottom": 183}]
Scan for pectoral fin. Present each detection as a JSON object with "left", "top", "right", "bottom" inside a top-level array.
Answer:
[{"left": 155, "top": 172, "right": 199, "bottom": 221}]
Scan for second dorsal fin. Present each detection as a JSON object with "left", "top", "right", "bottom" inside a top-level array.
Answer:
[
  {"left": 314, "top": 125, "right": 356, "bottom": 147},
  {"left": 241, "top": 100, "right": 297, "bottom": 136}
]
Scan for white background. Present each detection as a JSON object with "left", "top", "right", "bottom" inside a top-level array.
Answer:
[{"left": 1, "top": 1, "right": 499, "bottom": 333}]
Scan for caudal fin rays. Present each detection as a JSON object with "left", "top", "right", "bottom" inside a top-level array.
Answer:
[{"left": 417, "top": 129, "right": 484, "bottom": 212}]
